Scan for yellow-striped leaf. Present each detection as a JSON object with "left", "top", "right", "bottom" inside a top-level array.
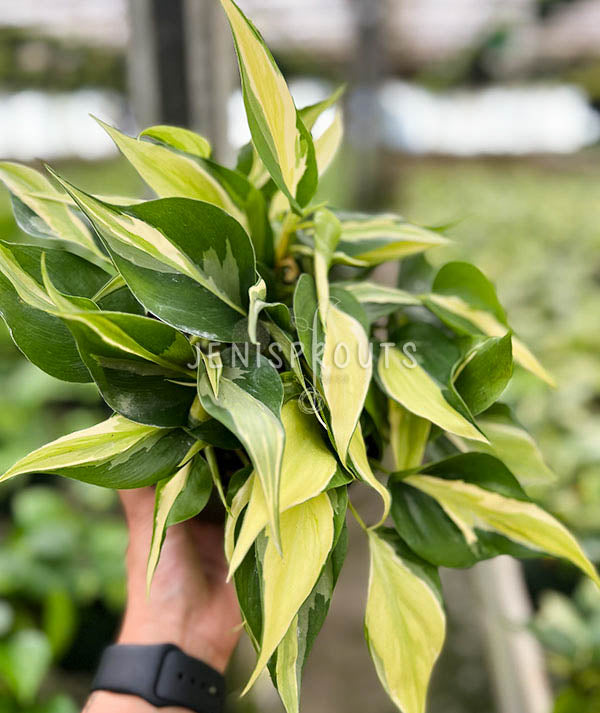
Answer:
[
  {"left": 336, "top": 213, "right": 450, "bottom": 267},
  {"left": 366, "top": 528, "right": 446, "bottom": 713},
  {"left": 399, "top": 456, "right": 598, "bottom": 585},
  {"left": 198, "top": 350, "right": 285, "bottom": 549},
  {"left": 315, "top": 110, "right": 343, "bottom": 175},
  {"left": 388, "top": 400, "right": 431, "bottom": 470},
  {"left": 147, "top": 451, "right": 212, "bottom": 590},
  {"left": 242, "top": 493, "right": 334, "bottom": 694},
  {"left": 220, "top": 0, "right": 317, "bottom": 210},
  {"left": 228, "top": 400, "right": 337, "bottom": 576},
  {"left": 1, "top": 415, "right": 194, "bottom": 489},
  {"left": 313, "top": 209, "right": 341, "bottom": 324},
  {"left": 378, "top": 346, "right": 486, "bottom": 443},
  {"left": 0, "top": 162, "right": 108, "bottom": 266},
  {"left": 139, "top": 125, "right": 211, "bottom": 158},
  {"left": 347, "top": 425, "right": 391, "bottom": 528},
  {"left": 97, "top": 119, "right": 246, "bottom": 226},
  {"left": 322, "top": 303, "right": 372, "bottom": 461}
]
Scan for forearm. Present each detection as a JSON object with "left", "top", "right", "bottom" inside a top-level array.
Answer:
[{"left": 84, "top": 691, "right": 180, "bottom": 713}]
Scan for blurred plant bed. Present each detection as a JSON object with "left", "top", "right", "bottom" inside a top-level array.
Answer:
[
  {"left": 0, "top": 27, "right": 124, "bottom": 92},
  {"left": 533, "top": 578, "right": 600, "bottom": 713},
  {"left": 0, "top": 482, "right": 127, "bottom": 712}
]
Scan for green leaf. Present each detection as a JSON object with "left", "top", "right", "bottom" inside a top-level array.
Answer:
[
  {"left": 322, "top": 303, "right": 372, "bottom": 461},
  {"left": 426, "top": 262, "right": 554, "bottom": 386},
  {"left": 390, "top": 453, "right": 599, "bottom": 584},
  {"left": 315, "top": 110, "right": 343, "bottom": 176},
  {"left": 298, "top": 85, "right": 346, "bottom": 131},
  {"left": 0, "top": 630, "right": 52, "bottom": 705},
  {"left": 51, "top": 174, "right": 257, "bottom": 340},
  {"left": 0, "top": 162, "right": 110, "bottom": 268},
  {"left": 454, "top": 333, "right": 513, "bottom": 415},
  {"left": 139, "top": 124, "right": 212, "bottom": 158},
  {"left": 293, "top": 273, "right": 322, "bottom": 373},
  {"left": 378, "top": 324, "right": 486, "bottom": 443},
  {"left": 198, "top": 349, "right": 285, "bottom": 548},
  {"left": 365, "top": 528, "right": 445, "bottom": 713},
  {"left": 147, "top": 452, "right": 212, "bottom": 589},
  {"left": 227, "top": 399, "right": 337, "bottom": 576},
  {"left": 220, "top": 0, "right": 317, "bottom": 211},
  {"left": 0, "top": 241, "right": 111, "bottom": 381},
  {"left": 1, "top": 414, "right": 195, "bottom": 489},
  {"left": 242, "top": 492, "right": 334, "bottom": 694},
  {"left": 335, "top": 212, "right": 450, "bottom": 267}
]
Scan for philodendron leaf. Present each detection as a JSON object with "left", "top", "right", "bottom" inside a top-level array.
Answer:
[
  {"left": 1, "top": 415, "right": 195, "bottom": 488},
  {"left": 271, "top": 487, "right": 348, "bottom": 713},
  {"left": 388, "top": 400, "right": 430, "bottom": 471},
  {"left": 220, "top": 0, "right": 317, "bottom": 211},
  {"left": 97, "top": 119, "right": 247, "bottom": 226},
  {"left": 315, "top": 110, "right": 344, "bottom": 176},
  {"left": 450, "top": 404, "right": 556, "bottom": 494},
  {"left": 227, "top": 399, "right": 337, "bottom": 576},
  {"left": 40, "top": 265, "right": 197, "bottom": 427},
  {"left": 0, "top": 162, "right": 110, "bottom": 268},
  {"left": 334, "top": 212, "right": 450, "bottom": 267},
  {"left": 0, "top": 241, "right": 111, "bottom": 381},
  {"left": 242, "top": 492, "right": 334, "bottom": 695},
  {"left": 51, "top": 174, "right": 257, "bottom": 341},
  {"left": 147, "top": 452, "right": 213, "bottom": 589},
  {"left": 390, "top": 453, "right": 599, "bottom": 583},
  {"left": 322, "top": 302, "right": 372, "bottom": 462},
  {"left": 365, "top": 528, "right": 445, "bottom": 713},
  {"left": 454, "top": 333, "right": 513, "bottom": 416},
  {"left": 298, "top": 85, "right": 346, "bottom": 131},
  {"left": 347, "top": 424, "right": 391, "bottom": 528},
  {"left": 139, "top": 124, "right": 212, "bottom": 158},
  {"left": 313, "top": 209, "right": 341, "bottom": 324},
  {"left": 425, "top": 262, "right": 555, "bottom": 386},
  {"left": 198, "top": 349, "right": 285, "bottom": 548},
  {"left": 293, "top": 273, "right": 322, "bottom": 373},
  {"left": 378, "top": 323, "right": 486, "bottom": 443}
]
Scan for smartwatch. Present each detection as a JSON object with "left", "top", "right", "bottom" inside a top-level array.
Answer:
[{"left": 91, "top": 644, "right": 225, "bottom": 713}]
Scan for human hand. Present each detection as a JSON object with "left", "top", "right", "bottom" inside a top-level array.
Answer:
[{"left": 84, "top": 487, "right": 241, "bottom": 713}]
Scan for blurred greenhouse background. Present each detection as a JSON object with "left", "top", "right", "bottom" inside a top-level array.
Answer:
[{"left": 0, "top": 0, "right": 599, "bottom": 711}]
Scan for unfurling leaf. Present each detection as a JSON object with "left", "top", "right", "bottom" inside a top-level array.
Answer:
[{"left": 366, "top": 528, "right": 445, "bottom": 713}]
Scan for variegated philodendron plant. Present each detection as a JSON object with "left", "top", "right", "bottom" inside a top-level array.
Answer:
[{"left": 0, "top": 2, "right": 596, "bottom": 712}]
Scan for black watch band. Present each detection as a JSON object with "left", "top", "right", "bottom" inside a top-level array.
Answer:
[{"left": 91, "top": 644, "right": 225, "bottom": 713}]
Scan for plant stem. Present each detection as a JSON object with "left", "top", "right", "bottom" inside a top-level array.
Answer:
[{"left": 274, "top": 211, "right": 300, "bottom": 265}]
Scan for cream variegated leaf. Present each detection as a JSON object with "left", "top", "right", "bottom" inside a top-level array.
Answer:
[
  {"left": 97, "top": 119, "right": 246, "bottom": 226},
  {"left": 220, "top": 0, "right": 316, "bottom": 209},
  {"left": 404, "top": 474, "right": 600, "bottom": 585},
  {"left": 50, "top": 172, "right": 248, "bottom": 316},
  {"left": 322, "top": 303, "right": 372, "bottom": 461},
  {"left": 388, "top": 400, "right": 431, "bottom": 470},
  {"left": 366, "top": 529, "right": 446, "bottom": 713},
  {"left": 342, "top": 282, "right": 421, "bottom": 307},
  {"left": 242, "top": 493, "right": 334, "bottom": 694},
  {"left": 315, "top": 110, "right": 343, "bottom": 175},
  {"left": 0, "top": 162, "right": 109, "bottom": 266},
  {"left": 275, "top": 614, "right": 301, "bottom": 713},
  {"left": 378, "top": 347, "right": 486, "bottom": 443},
  {"left": 336, "top": 214, "right": 450, "bottom": 266},
  {"left": 0, "top": 243, "right": 55, "bottom": 312},
  {"left": 139, "top": 124, "right": 212, "bottom": 158},
  {"left": 0, "top": 415, "right": 194, "bottom": 489},
  {"left": 227, "top": 400, "right": 337, "bottom": 577},
  {"left": 347, "top": 425, "right": 391, "bottom": 528},
  {"left": 426, "top": 293, "right": 554, "bottom": 387}
]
